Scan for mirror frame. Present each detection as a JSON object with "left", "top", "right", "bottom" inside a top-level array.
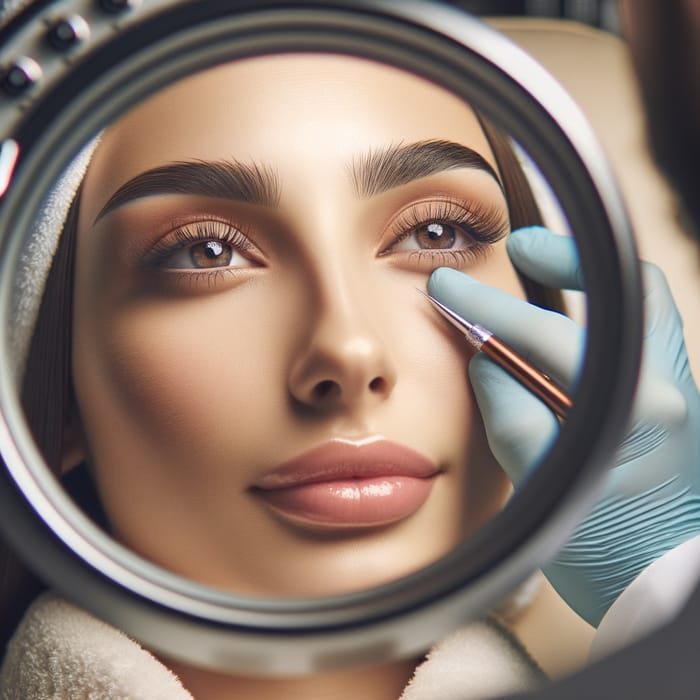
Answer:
[{"left": 0, "top": 0, "right": 642, "bottom": 674}]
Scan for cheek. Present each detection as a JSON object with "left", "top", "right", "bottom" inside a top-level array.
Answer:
[
  {"left": 382, "top": 295, "right": 510, "bottom": 543},
  {"left": 381, "top": 268, "right": 506, "bottom": 444},
  {"left": 398, "top": 320, "right": 474, "bottom": 436},
  {"left": 399, "top": 244, "right": 521, "bottom": 520},
  {"left": 72, "top": 288, "right": 286, "bottom": 485},
  {"left": 389, "top": 239, "right": 526, "bottom": 440}
]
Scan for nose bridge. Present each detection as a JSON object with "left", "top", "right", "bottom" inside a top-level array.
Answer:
[
  {"left": 316, "top": 255, "right": 373, "bottom": 339},
  {"left": 297, "top": 189, "right": 382, "bottom": 348},
  {"left": 314, "top": 256, "right": 389, "bottom": 372},
  {"left": 289, "top": 246, "right": 397, "bottom": 411}
]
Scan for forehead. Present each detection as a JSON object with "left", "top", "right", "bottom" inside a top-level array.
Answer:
[{"left": 82, "top": 54, "right": 496, "bottom": 220}]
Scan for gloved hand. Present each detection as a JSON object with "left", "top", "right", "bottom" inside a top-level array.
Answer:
[{"left": 428, "top": 226, "right": 700, "bottom": 627}]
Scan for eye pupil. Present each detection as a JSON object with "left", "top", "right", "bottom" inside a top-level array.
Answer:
[
  {"left": 190, "top": 240, "right": 232, "bottom": 268},
  {"left": 416, "top": 222, "right": 456, "bottom": 249},
  {"left": 204, "top": 241, "right": 223, "bottom": 258},
  {"left": 426, "top": 223, "right": 443, "bottom": 241}
]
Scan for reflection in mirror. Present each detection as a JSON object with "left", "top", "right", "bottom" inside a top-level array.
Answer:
[
  {"left": 21, "top": 54, "right": 583, "bottom": 595},
  {"left": 10, "top": 52, "right": 587, "bottom": 687}
]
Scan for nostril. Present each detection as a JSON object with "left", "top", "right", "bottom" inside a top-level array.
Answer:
[
  {"left": 312, "top": 379, "right": 337, "bottom": 401},
  {"left": 305, "top": 376, "right": 391, "bottom": 405},
  {"left": 369, "top": 377, "right": 387, "bottom": 393}
]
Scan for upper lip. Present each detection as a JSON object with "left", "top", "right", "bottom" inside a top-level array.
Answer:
[{"left": 252, "top": 438, "right": 440, "bottom": 490}]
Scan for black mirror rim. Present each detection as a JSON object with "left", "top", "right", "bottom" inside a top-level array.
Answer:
[{"left": 0, "top": 0, "right": 641, "bottom": 674}]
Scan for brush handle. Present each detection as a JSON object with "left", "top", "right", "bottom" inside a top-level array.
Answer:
[{"left": 481, "top": 334, "right": 571, "bottom": 420}]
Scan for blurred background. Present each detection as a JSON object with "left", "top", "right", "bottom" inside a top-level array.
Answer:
[{"left": 453, "top": 0, "right": 620, "bottom": 32}]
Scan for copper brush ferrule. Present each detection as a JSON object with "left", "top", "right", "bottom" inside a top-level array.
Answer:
[{"left": 419, "top": 290, "right": 571, "bottom": 421}]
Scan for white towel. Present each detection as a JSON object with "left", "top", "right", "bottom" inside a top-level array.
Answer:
[
  {"left": 8, "top": 139, "right": 98, "bottom": 380},
  {"left": 0, "top": 593, "right": 192, "bottom": 700},
  {"left": 0, "top": 592, "right": 543, "bottom": 700}
]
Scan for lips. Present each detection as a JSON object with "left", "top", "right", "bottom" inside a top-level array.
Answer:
[{"left": 251, "top": 438, "right": 440, "bottom": 528}]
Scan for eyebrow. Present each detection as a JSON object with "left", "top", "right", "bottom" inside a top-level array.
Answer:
[
  {"left": 350, "top": 139, "right": 502, "bottom": 199},
  {"left": 94, "top": 140, "right": 500, "bottom": 223},
  {"left": 93, "top": 159, "right": 281, "bottom": 223}
]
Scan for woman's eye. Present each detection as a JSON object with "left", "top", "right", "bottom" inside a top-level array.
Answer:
[
  {"left": 390, "top": 221, "right": 473, "bottom": 252},
  {"left": 150, "top": 221, "right": 260, "bottom": 271},
  {"left": 163, "top": 240, "right": 240, "bottom": 269}
]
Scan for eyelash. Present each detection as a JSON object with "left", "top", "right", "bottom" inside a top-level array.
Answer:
[
  {"left": 383, "top": 198, "right": 509, "bottom": 268},
  {"left": 144, "top": 219, "right": 256, "bottom": 271}
]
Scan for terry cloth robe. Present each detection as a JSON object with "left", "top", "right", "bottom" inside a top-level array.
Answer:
[{"left": 0, "top": 592, "right": 544, "bottom": 699}]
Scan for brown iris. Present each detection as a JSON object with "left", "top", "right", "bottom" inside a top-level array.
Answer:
[
  {"left": 414, "top": 222, "right": 457, "bottom": 249},
  {"left": 189, "top": 240, "right": 233, "bottom": 268}
]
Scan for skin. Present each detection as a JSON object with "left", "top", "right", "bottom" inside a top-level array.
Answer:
[{"left": 69, "top": 54, "right": 526, "bottom": 698}]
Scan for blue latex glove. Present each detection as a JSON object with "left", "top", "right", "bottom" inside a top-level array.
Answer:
[{"left": 428, "top": 226, "right": 700, "bottom": 627}]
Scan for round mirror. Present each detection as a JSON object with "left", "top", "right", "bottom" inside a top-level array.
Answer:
[{"left": 0, "top": 0, "right": 641, "bottom": 677}]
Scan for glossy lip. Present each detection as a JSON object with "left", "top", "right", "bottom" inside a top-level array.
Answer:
[{"left": 250, "top": 437, "right": 441, "bottom": 529}]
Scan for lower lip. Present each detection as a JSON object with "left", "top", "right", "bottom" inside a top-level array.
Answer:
[{"left": 254, "top": 475, "right": 438, "bottom": 528}]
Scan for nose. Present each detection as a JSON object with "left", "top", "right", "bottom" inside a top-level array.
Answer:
[{"left": 288, "top": 282, "right": 398, "bottom": 413}]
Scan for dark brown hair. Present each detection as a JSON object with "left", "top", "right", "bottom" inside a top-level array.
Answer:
[
  {"left": 0, "top": 198, "right": 80, "bottom": 652},
  {"left": 0, "top": 117, "right": 563, "bottom": 655},
  {"left": 479, "top": 117, "right": 563, "bottom": 312}
]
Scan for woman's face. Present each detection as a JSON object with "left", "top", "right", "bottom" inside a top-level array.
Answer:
[{"left": 71, "top": 54, "right": 524, "bottom": 597}]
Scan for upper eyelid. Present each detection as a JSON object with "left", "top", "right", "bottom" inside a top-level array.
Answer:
[
  {"left": 382, "top": 197, "right": 510, "bottom": 247},
  {"left": 163, "top": 215, "right": 252, "bottom": 237},
  {"left": 141, "top": 218, "right": 262, "bottom": 268}
]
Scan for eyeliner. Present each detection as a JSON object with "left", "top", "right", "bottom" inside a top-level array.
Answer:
[{"left": 419, "top": 290, "right": 571, "bottom": 420}]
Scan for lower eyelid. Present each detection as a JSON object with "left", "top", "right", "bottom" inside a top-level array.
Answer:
[
  {"left": 145, "top": 266, "right": 263, "bottom": 294},
  {"left": 396, "top": 245, "right": 493, "bottom": 270}
]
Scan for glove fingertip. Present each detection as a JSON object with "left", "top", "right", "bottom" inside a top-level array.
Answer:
[
  {"left": 428, "top": 266, "right": 476, "bottom": 296},
  {"left": 507, "top": 228, "right": 584, "bottom": 291},
  {"left": 507, "top": 225, "right": 550, "bottom": 255},
  {"left": 509, "top": 225, "right": 550, "bottom": 240}
]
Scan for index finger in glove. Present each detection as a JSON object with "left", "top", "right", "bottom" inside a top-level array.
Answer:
[{"left": 506, "top": 226, "right": 584, "bottom": 291}]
